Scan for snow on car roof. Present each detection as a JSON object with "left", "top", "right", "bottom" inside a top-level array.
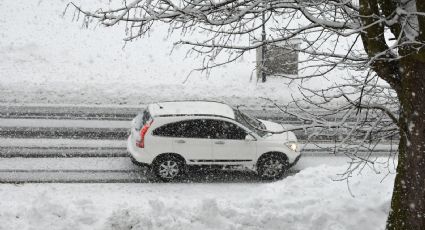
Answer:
[{"left": 148, "top": 101, "right": 235, "bottom": 119}]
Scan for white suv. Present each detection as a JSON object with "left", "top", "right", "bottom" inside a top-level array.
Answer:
[{"left": 127, "top": 101, "right": 301, "bottom": 181}]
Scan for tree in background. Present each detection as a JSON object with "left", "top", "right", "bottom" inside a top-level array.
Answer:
[{"left": 69, "top": 1, "right": 425, "bottom": 229}]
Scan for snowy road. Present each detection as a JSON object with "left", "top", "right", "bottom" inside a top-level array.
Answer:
[
  {"left": 0, "top": 138, "right": 396, "bottom": 183},
  {"left": 0, "top": 104, "right": 297, "bottom": 121},
  {"left": 0, "top": 154, "right": 357, "bottom": 183},
  {"left": 0, "top": 105, "right": 301, "bottom": 139},
  {"left": 0, "top": 104, "right": 141, "bottom": 120},
  {"left": 0, "top": 105, "right": 397, "bottom": 183},
  {"left": 0, "top": 142, "right": 391, "bottom": 183},
  {"left": 0, "top": 104, "right": 397, "bottom": 140}
]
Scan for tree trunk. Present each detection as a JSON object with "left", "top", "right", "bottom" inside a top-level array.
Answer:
[{"left": 386, "top": 58, "right": 425, "bottom": 229}]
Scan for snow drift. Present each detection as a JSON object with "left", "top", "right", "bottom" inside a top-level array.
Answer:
[{"left": 0, "top": 164, "right": 393, "bottom": 230}]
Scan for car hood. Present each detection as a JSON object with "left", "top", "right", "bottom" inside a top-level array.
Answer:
[{"left": 258, "top": 119, "right": 297, "bottom": 141}]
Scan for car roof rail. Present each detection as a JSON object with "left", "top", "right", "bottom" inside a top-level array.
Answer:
[{"left": 155, "top": 113, "right": 236, "bottom": 121}]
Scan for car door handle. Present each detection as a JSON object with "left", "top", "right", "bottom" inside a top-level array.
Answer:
[
  {"left": 175, "top": 140, "right": 186, "bottom": 144},
  {"left": 214, "top": 141, "right": 225, "bottom": 145}
]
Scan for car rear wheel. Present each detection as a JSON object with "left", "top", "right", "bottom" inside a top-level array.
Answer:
[
  {"left": 152, "top": 156, "right": 184, "bottom": 182},
  {"left": 257, "top": 154, "right": 288, "bottom": 180}
]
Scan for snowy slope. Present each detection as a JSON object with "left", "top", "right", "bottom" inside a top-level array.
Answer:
[
  {"left": 0, "top": 164, "right": 393, "bottom": 230},
  {"left": 0, "top": 0, "right": 306, "bottom": 106}
]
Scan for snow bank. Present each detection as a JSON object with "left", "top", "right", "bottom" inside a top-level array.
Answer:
[
  {"left": 0, "top": 164, "right": 393, "bottom": 230},
  {"left": 0, "top": 0, "right": 354, "bottom": 107},
  {"left": 0, "top": 0, "right": 306, "bottom": 107}
]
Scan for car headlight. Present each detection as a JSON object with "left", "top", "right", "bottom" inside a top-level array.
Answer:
[{"left": 285, "top": 142, "right": 298, "bottom": 152}]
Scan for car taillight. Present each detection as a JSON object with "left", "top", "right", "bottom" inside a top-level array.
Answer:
[{"left": 136, "top": 120, "right": 153, "bottom": 148}]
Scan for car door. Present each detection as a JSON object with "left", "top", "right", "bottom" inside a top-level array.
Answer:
[
  {"left": 153, "top": 119, "right": 213, "bottom": 165},
  {"left": 209, "top": 119, "right": 257, "bottom": 165}
]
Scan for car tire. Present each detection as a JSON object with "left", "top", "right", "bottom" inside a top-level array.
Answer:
[
  {"left": 257, "top": 154, "right": 289, "bottom": 180},
  {"left": 152, "top": 155, "right": 185, "bottom": 182}
]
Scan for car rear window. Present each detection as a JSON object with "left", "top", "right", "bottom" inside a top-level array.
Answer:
[{"left": 133, "top": 110, "right": 152, "bottom": 130}]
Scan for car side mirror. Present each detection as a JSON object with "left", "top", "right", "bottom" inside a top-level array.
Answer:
[{"left": 245, "top": 134, "right": 256, "bottom": 141}]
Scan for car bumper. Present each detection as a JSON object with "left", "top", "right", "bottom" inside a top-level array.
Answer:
[
  {"left": 128, "top": 153, "right": 151, "bottom": 167},
  {"left": 289, "top": 153, "right": 302, "bottom": 168},
  {"left": 127, "top": 136, "right": 155, "bottom": 165}
]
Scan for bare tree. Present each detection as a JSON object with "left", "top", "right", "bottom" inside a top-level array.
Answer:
[{"left": 68, "top": 0, "right": 425, "bottom": 229}]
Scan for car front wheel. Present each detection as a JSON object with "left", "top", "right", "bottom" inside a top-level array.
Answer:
[
  {"left": 152, "top": 156, "right": 184, "bottom": 182},
  {"left": 257, "top": 154, "right": 288, "bottom": 180}
]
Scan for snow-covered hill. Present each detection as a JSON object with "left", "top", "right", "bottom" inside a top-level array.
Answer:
[{"left": 0, "top": 0, "right": 310, "bottom": 106}]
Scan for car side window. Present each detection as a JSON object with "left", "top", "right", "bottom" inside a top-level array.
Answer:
[
  {"left": 152, "top": 119, "right": 210, "bottom": 138},
  {"left": 181, "top": 119, "right": 209, "bottom": 138},
  {"left": 152, "top": 122, "right": 181, "bottom": 137},
  {"left": 208, "top": 120, "right": 247, "bottom": 140}
]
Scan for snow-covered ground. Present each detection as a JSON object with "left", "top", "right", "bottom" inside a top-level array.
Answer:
[
  {"left": 0, "top": 0, "right": 350, "bottom": 107},
  {"left": 0, "top": 164, "right": 393, "bottom": 230},
  {"left": 0, "top": 1, "right": 396, "bottom": 229},
  {"left": 0, "top": 0, "right": 293, "bottom": 106}
]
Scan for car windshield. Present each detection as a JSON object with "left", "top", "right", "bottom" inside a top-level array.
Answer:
[{"left": 233, "top": 109, "right": 269, "bottom": 137}]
